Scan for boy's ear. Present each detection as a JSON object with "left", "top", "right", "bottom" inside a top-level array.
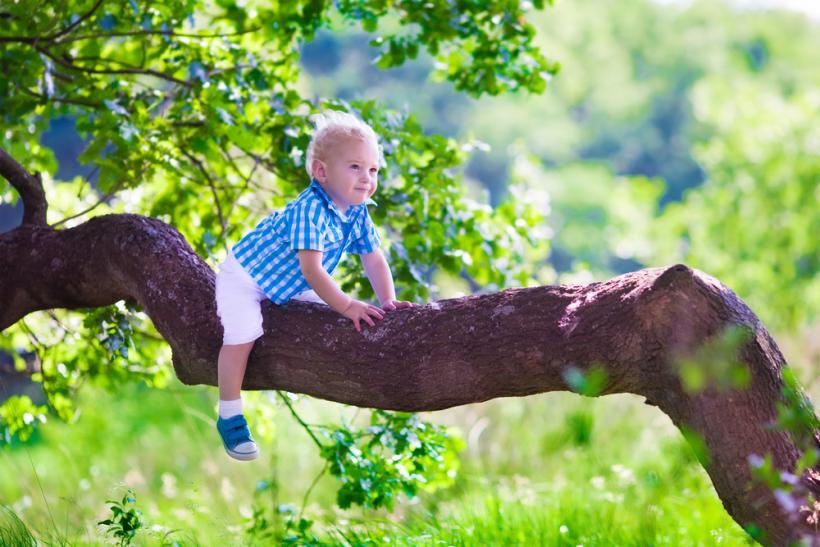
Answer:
[{"left": 311, "top": 159, "right": 326, "bottom": 182}]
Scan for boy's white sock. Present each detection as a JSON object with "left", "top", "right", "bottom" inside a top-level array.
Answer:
[{"left": 218, "top": 398, "right": 243, "bottom": 419}]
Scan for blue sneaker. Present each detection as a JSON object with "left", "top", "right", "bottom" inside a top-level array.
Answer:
[{"left": 216, "top": 414, "right": 259, "bottom": 461}]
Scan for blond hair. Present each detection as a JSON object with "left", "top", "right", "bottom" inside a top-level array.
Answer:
[{"left": 305, "top": 110, "right": 381, "bottom": 178}]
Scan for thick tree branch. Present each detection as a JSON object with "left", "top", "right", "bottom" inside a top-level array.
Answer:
[
  {"left": 0, "top": 146, "right": 48, "bottom": 226},
  {"left": 0, "top": 212, "right": 818, "bottom": 545}
]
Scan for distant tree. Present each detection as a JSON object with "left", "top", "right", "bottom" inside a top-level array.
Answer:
[{"left": 644, "top": 78, "right": 820, "bottom": 331}]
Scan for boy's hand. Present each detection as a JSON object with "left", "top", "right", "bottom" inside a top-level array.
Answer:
[
  {"left": 380, "top": 299, "right": 416, "bottom": 311},
  {"left": 342, "top": 299, "right": 384, "bottom": 332}
]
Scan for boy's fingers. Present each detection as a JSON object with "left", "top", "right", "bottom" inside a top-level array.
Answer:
[
  {"left": 363, "top": 314, "right": 376, "bottom": 327},
  {"left": 352, "top": 318, "right": 361, "bottom": 332}
]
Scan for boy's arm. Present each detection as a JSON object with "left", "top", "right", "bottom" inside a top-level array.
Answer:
[
  {"left": 360, "top": 249, "right": 395, "bottom": 306},
  {"left": 298, "top": 250, "right": 383, "bottom": 331},
  {"left": 297, "top": 250, "right": 351, "bottom": 313},
  {"left": 360, "top": 249, "right": 415, "bottom": 310}
]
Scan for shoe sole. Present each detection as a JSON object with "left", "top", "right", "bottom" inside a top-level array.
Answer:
[{"left": 225, "top": 447, "right": 259, "bottom": 461}]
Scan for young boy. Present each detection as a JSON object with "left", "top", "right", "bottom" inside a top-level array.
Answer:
[{"left": 214, "top": 111, "right": 413, "bottom": 461}]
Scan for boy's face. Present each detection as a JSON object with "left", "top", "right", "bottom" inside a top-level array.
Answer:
[{"left": 312, "top": 137, "right": 379, "bottom": 214}]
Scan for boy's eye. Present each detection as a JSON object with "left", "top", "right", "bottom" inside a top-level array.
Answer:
[
  {"left": 370, "top": 168, "right": 378, "bottom": 175},
  {"left": 350, "top": 164, "right": 360, "bottom": 170}
]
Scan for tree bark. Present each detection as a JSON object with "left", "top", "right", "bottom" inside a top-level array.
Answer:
[
  {"left": 0, "top": 148, "right": 47, "bottom": 226},
  {"left": 1, "top": 161, "right": 818, "bottom": 545}
]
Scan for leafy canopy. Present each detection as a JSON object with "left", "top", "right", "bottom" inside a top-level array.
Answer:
[{"left": 0, "top": 0, "right": 557, "bottom": 516}]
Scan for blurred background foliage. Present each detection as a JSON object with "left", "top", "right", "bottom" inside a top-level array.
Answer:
[
  {"left": 297, "top": 0, "right": 820, "bottom": 332},
  {"left": 1, "top": 0, "right": 819, "bottom": 543}
]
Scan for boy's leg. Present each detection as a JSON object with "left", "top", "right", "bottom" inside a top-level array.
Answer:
[
  {"left": 216, "top": 342, "right": 259, "bottom": 463},
  {"left": 214, "top": 251, "right": 266, "bottom": 461},
  {"left": 217, "top": 341, "right": 255, "bottom": 402},
  {"left": 216, "top": 341, "right": 260, "bottom": 461}
]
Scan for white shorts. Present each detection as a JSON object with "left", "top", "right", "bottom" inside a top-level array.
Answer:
[{"left": 215, "top": 252, "right": 323, "bottom": 345}]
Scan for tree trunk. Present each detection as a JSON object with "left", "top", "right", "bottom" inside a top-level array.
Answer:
[{"left": 1, "top": 152, "right": 818, "bottom": 544}]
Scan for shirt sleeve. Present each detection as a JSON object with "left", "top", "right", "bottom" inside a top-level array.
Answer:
[
  {"left": 288, "top": 199, "right": 326, "bottom": 251},
  {"left": 348, "top": 209, "right": 382, "bottom": 255}
]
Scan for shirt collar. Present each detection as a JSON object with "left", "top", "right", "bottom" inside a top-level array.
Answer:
[{"left": 309, "top": 179, "right": 376, "bottom": 221}]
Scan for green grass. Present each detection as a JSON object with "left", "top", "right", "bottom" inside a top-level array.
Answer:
[
  {"left": 1, "top": 505, "right": 37, "bottom": 546},
  {"left": 316, "top": 394, "right": 753, "bottom": 546},
  {"left": 0, "top": 381, "right": 755, "bottom": 545}
]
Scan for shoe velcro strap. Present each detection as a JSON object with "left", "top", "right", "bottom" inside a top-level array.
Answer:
[{"left": 220, "top": 416, "right": 252, "bottom": 446}]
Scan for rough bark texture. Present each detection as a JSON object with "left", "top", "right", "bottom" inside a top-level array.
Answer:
[
  {"left": 1, "top": 155, "right": 818, "bottom": 544},
  {"left": 0, "top": 148, "right": 47, "bottom": 226}
]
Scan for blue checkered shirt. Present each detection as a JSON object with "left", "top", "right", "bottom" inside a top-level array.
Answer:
[{"left": 232, "top": 180, "right": 381, "bottom": 304}]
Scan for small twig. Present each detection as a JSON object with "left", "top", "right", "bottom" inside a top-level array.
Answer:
[
  {"left": 35, "top": 44, "right": 192, "bottom": 87},
  {"left": 296, "top": 461, "right": 329, "bottom": 526},
  {"left": 52, "top": 71, "right": 76, "bottom": 83},
  {"left": 45, "top": 311, "right": 74, "bottom": 337},
  {"left": 170, "top": 120, "right": 205, "bottom": 127},
  {"left": 50, "top": 186, "right": 116, "bottom": 228},
  {"left": 276, "top": 391, "right": 324, "bottom": 450},
  {"left": 74, "top": 55, "right": 247, "bottom": 81},
  {"left": 19, "top": 319, "right": 47, "bottom": 352},
  {"left": 233, "top": 144, "right": 293, "bottom": 197},
  {"left": 238, "top": 147, "right": 281, "bottom": 177},
  {"left": 19, "top": 86, "right": 101, "bottom": 108},
  {"left": 217, "top": 142, "right": 277, "bottom": 229},
  {"left": 222, "top": 150, "right": 262, "bottom": 227},
  {"left": 48, "top": 0, "right": 106, "bottom": 41},
  {"left": 70, "top": 54, "right": 151, "bottom": 69},
  {"left": 0, "top": 23, "right": 261, "bottom": 45},
  {"left": 180, "top": 150, "right": 227, "bottom": 239},
  {"left": 53, "top": 26, "right": 262, "bottom": 45}
]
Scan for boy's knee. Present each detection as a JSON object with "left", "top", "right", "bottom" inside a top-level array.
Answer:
[{"left": 222, "top": 341, "right": 256, "bottom": 353}]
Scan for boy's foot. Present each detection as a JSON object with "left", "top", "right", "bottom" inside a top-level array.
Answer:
[{"left": 216, "top": 414, "right": 259, "bottom": 461}]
